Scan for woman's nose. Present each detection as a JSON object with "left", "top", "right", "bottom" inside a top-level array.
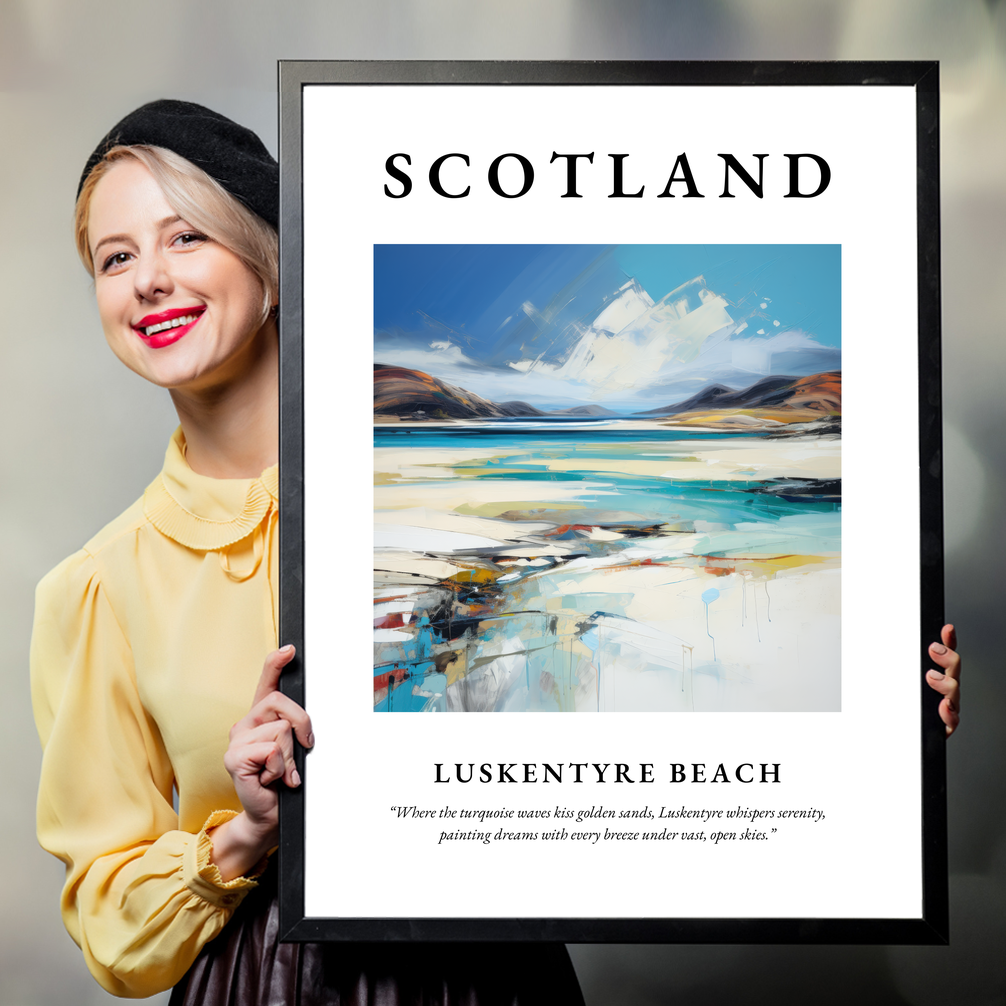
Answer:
[{"left": 133, "top": 249, "right": 173, "bottom": 302}]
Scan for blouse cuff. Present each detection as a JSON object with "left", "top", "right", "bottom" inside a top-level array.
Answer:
[{"left": 183, "top": 810, "right": 269, "bottom": 909}]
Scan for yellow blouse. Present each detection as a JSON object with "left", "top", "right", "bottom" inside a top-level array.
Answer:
[{"left": 31, "top": 429, "right": 279, "bottom": 998}]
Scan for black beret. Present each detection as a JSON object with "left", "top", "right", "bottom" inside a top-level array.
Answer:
[{"left": 78, "top": 99, "right": 278, "bottom": 228}]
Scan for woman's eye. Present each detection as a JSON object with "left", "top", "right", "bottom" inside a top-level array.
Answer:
[
  {"left": 101, "top": 251, "right": 132, "bottom": 273},
  {"left": 173, "top": 231, "right": 208, "bottom": 248}
]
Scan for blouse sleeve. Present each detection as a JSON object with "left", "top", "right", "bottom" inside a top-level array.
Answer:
[{"left": 31, "top": 549, "right": 262, "bottom": 998}]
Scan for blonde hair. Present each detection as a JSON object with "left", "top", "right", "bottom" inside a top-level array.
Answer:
[{"left": 75, "top": 145, "right": 278, "bottom": 322}]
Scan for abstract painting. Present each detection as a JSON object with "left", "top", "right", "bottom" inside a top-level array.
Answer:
[{"left": 373, "top": 245, "right": 841, "bottom": 713}]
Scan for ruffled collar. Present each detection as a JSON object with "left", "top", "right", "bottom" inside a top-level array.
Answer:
[{"left": 143, "top": 428, "right": 278, "bottom": 551}]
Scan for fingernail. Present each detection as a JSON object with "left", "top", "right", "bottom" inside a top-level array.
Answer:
[
  {"left": 931, "top": 643, "right": 947, "bottom": 655},
  {"left": 927, "top": 669, "right": 944, "bottom": 679},
  {"left": 292, "top": 768, "right": 301, "bottom": 787},
  {"left": 306, "top": 732, "right": 315, "bottom": 748},
  {"left": 280, "top": 644, "right": 295, "bottom": 654}
]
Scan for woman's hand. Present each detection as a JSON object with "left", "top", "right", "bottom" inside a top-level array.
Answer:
[
  {"left": 926, "top": 624, "right": 961, "bottom": 737},
  {"left": 209, "top": 645, "right": 314, "bottom": 881}
]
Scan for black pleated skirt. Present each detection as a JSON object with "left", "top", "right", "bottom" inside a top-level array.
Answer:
[{"left": 169, "top": 869, "right": 585, "bottom": 1006}]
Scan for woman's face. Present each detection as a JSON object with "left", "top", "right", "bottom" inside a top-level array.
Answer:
[{"left": 87, "top": 158, "right": 270, "bottom": 393}]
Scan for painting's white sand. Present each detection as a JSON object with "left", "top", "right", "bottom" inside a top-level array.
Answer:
[
  {"left": 373, "top": 550, "right": 463, "bottom": 584},
  {"left": 375, "top": 437, "right": 840, "bottom": 496},
  {"left": 375, "top": 525, "right": 512, "bottom": 552},
  {"left": 530, "top": 559, "right": 841, "bottom": 712},
  {"left": 373, "top": 523, "right": 840, "bottom": 711},
  {"left": 375, "top": 478, "right": 620, "bottom": 513},
  {"left": 375, "top": 507, "right": 554, "bottom": 542},
  {"left": 373, "top": 434, "right": 841, "bottom": 712}
]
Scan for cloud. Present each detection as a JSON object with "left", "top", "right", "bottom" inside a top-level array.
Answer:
[
  {"left": 377, "top": 339, "right": 586, "bottom": 406},
  {"left": 507, "top": 277, "right": 739, "bottom": 398},
  {"left": 377, "top": 275, "right": 839, "bottom": 408}
]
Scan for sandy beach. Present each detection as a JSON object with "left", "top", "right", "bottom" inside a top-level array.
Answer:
[{"left": 374, "top": 426, "right": 840, "bottom": 713}]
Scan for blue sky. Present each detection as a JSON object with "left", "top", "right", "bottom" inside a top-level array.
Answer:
[{"left": 374, "top": 244, "right": 840, "bottom": 410}]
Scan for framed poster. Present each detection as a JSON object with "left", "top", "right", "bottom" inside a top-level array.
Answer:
[{"left": 277, "top": 61, "right": 946, "bottom": 943}]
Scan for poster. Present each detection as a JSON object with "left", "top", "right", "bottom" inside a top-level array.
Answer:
[{"left": 279, "top": 62, "right": 945, "bottom": 942}]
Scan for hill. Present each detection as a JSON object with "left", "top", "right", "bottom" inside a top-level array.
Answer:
[
  {"left": 374, "top": 364, "right": 545, "bottom": 419},
  {"left": 639, "top": 371, "right": 841, "bottom": 418}
]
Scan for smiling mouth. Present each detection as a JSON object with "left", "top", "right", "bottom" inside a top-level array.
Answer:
[
  {"left": 142, "top": 313, "right": 199, "bottom": 337},
  {"left": 131, "top": 307, "right": 207, "bottom": 349},
  {"left": 134, "top": 307, "right": 206, "bottom": 338}
]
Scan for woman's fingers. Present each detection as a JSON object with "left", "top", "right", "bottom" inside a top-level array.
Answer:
[
  {"left": 927, "top": 623, "right": 961, "bottom": 737},
  {"left": 928, "top": 629, "right": 961, "bottom": 684},
  {"left": 230, "top": 719, "right": 302, "bottom": 788},
  {"left": 259, "top": 741, "right": 289, "bottom": 787},
  {"left": 252, "top": 644, "right": 296, "bottom": 707},
  {"left": 232, "top": 689, "right": 314, "bottom": 750},
  {"left": 224, "top": 738, "right": 287, "bottom": 788},
  {"left": 940, "top": 697, "right": 960, "bottom": 736},
  {"left": 255, "top": 691, "right": 313, "bottom": 749},
  {"left": 926, "top": 669, "right": 960, "bottom": 736},
  {"left": 928, "top": 647, "right": 961, "bottom": 681},
  {"left": 223, "top": 645, "right": 311, "bottom": 812},
  {"left": 926, "top": 667, "right": 959, "bottom": 704},
  {"left": 241, "top": 644, "right": 314, "bottom": 749},
  {"left": 941, "top": 623, "right": 958, "bottom": 653}
]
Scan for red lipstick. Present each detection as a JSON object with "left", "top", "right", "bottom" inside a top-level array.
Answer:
[{"left": 132, "top": 306, "right": 206, "bottom": 349}]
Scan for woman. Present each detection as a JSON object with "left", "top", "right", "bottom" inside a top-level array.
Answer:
[
  {"left": 31, "top": 100, "right": 586, "bottom": 1003},
  {"left": 33, "top": 99, "right": 963, "bottom": 1003}
]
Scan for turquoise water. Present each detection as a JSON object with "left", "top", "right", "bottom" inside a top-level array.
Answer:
[
  {"left": 374, "top": 423, "right": 841, "bottom": 712},
  {"left": 374, "top": 424, "right": 841, "bottom": 550}
]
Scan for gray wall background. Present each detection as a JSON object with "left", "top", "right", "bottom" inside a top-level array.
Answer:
[{"left": 2, "top": 2, "right": 1003, "bottom": 1003}]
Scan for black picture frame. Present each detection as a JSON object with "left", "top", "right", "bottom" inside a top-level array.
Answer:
[{"left": 277, "top": 60, "right": 945, "bottom": 944}]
